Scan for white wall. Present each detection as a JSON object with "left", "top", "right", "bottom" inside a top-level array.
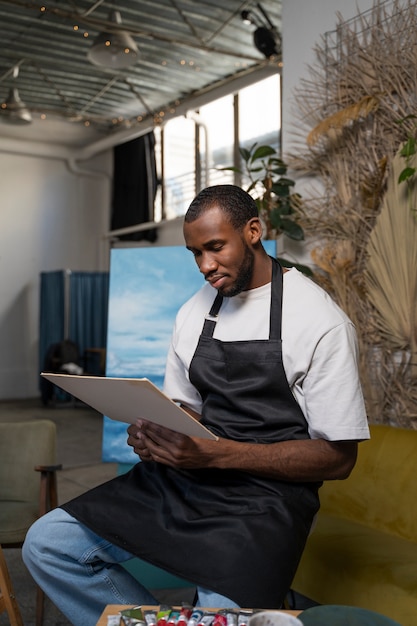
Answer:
[
  {"left": 0, "top": 137, "right": 111, "bottom": 399},
  {"left": 281, "top": 0, "right": 376, "bottom": 153}
]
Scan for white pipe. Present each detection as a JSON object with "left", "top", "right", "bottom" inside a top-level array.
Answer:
[
  {"left": 107, "top": 217, "right": 178, "bottom": 239},
  {"left": 76, "top": 63, "right": 280, "bottom": 160},
  {"left": 66, "top": 157, "right": 111, "bottom": 179},
  {"left": 185, "top": 111, "right": 209, "bottom": 189},
  {"left": 0, "top": 136, "right": 74, "bottom": 160},
  {"left": 0, "top": 136, "right": 111, "bottom": 179}
]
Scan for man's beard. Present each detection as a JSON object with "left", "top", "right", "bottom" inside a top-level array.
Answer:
[{"left": 219, "top": 243, "right": 255, "bottom": 297}]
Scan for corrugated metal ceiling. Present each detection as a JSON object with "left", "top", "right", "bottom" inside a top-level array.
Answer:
[{"left": 0, "top": 0, "right": 281, "bottom": 135}]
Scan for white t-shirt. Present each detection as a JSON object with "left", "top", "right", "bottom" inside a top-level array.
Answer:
[{"left": 163, "top": 268, "right": 369, "bottom": 442}]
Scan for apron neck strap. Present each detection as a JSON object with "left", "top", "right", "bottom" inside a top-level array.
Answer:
[
  {"left": 269, "top": 257, "right": 283, "bottom": 341},
  {"left": 202, "top": 256, "right": 283, "bottom": 339},
  {"left": 202, "top": 292, "right": 223, "bottom": 336}
]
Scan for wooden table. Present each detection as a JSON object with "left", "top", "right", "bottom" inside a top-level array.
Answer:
[{"left": 96, "top": 605, "right": 302, "bottom": 626}]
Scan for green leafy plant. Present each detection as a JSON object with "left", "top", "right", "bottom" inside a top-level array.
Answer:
[
  {"left": 398, "top": 135, "right": 417, "bottom": 184},
  {"left": 396, "top": 116, "right": 417, "bottom": 220},
  {"left": 237, "top": 143, "right": 304, "bottom": 241},
  {"left": 221, "top": 142, "right": 312, "bottom": 275}
]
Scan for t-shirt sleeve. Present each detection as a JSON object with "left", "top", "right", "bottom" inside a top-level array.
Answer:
[
  {"left": 162, "top": 323, "right": 203, "bottom": 415},
  {"left": 297, "top": 322, "right": 370, "bottom": 441}
]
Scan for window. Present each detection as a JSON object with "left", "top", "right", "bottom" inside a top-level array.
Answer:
[
  {"left": 155, "top": 72, "right": 280, "bottom": 220},
  {"left": 160, "top": 116, "right": 196, "bottom": 220},
  {"left": 239, "top": 74, "right": 280, "bottom": 151},
  {"left": 199, "top": 94, "right": 235, "bottom": 187}
]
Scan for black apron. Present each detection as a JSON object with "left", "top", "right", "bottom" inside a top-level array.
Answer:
[{"left": 62, "top": 258, "right": 320, "bottom": 608}]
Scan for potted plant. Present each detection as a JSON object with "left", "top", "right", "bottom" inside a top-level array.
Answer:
[{"left": 222, "top": 142, "right": 311, "bottom": 274}]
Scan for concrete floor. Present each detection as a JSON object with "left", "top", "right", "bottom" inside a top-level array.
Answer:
[{"left": 0, "top": 397, "right": 195, "bottom": 626}]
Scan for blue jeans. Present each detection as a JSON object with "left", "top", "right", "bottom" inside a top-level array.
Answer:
[{"left": 22, "top": 508, "right": 239, "bottom": 626}]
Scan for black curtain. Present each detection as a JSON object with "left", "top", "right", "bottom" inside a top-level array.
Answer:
[{"left": 111, "top": 132, "right": 158, "bottom": 242}]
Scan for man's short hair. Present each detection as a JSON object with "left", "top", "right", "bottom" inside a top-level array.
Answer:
[{"left": 184, "top": 185, "right": 258, "bottom": 230}]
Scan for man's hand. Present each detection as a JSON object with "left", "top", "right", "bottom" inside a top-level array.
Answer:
[{"left": 127, "top": 420, "right": 216, "bottom": 467}]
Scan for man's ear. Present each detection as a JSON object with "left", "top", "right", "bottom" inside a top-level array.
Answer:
[{"left": 245, "top": 217, "right": 263, "bottom": 244}]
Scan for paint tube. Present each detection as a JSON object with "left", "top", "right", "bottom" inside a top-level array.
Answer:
[
  {"left": 197, "top": 614, "right": 215, "bottom": 626},
  {"left": 120, "top": 618, "right": 146, "bottom": 626},
  {"left": 177, "top": 605, "right": 194, "bottom": 626},
  {"left": 226, "top": 612, "right": 238, "bottom": 626},
  {"left": 143, "top": 609, "right": 158, "bottom": 626},
  {"left": 187, "top": 609, "right": 205, "bottom": 626},
  {"left": 119, "top": 606, "right": 146, "bottom": 626},
  {"left": 167, "top": 610, "right": 181, "bottom": 626},
  {"left": 157, "top": 606, "right": 172, "bottom": 626},
  {"left": 212, "top": 612, "right": 227, "bottom": 626},
  {"left": 237, "top": 612, "right": 252, "bottom": 626}
]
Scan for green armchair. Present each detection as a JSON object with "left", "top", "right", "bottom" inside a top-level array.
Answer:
[{"left": 0, "top": 419, "right": 61, "bottom": 626}]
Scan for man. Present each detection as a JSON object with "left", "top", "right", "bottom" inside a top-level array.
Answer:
[{"left": 23, "top": 185, "right": 369, "bottom": 626}]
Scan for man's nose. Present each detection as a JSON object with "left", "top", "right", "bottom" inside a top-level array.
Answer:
[{"left": 199, "top": 252, "right": 217, "bottom": 275}]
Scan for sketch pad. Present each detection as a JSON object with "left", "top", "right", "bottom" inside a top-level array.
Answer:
[{"left": 41, "top": 373, "right": 218, "bottom": 440}]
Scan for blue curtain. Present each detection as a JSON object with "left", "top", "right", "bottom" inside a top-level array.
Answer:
[
  {"left": 69, "top": 272, "right": 110, "bottom": 360},
  {"left": 39, "top": 270, "right": 65, "bottom": 373}
]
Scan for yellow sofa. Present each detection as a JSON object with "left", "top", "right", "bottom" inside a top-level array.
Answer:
[{"left": 291, "top": 424, "right": 417, "bottom": 626}]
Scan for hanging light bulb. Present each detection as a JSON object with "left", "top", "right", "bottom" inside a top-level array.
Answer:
[
  {"left": 0, "top": 65, "right": 32, "bottom": 125},
  {"left": 88, "top": 10, "right": 139, "bottom": 70}
]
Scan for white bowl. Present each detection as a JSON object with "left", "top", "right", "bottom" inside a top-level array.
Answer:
[{"left": 248, "top": 611, "right": 303, "bottom": 626}]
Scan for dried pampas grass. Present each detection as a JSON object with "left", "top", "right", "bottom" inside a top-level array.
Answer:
[
  {"left": 365, "top": 149, "right": 417, "bottom": 355},
  {"left": 288, "top": 0, "right": 417, "bottom": 428},
  {"left": 307, "top": 96, "right": 380, "bottom": 146}
]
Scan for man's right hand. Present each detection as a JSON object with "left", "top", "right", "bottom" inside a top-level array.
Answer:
[{"left": 127, "top": 422, "right": 153, "bottom": 461}]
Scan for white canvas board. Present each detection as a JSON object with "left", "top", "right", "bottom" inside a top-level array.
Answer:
[{"left": 41, "top": 373, "right": 218, "bottom": 440}]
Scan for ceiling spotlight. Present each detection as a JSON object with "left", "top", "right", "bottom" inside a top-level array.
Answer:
[
  {"left": 88, "top": 10, "right": 139, "bottom": 70},
  {"left": 0, "top": 65, "right": 32, "bottom": 124},
  {"left": 241, "top": 2, "right": 281, "bottom": 60},
  {"left": 254, "top": 26, "right": 279, "bottom": 59}
]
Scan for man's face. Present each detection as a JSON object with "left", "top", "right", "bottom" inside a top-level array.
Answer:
[{"left": 183, "top": 206, "right": 255, "bottom": 297}]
